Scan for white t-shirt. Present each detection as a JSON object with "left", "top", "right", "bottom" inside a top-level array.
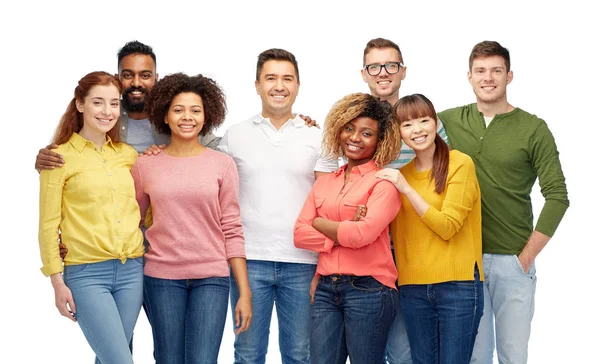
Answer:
[{"left": 218, "top": 113, "right": 339, "bottom": 264}]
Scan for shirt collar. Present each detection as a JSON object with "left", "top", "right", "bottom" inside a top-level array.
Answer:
[
  {"left": 335, "top": 159, "right": 378, "bottom": 177},
  {"left": 69, "top": 132, "right": 117, "bottom": 152},
  {"left": 252, "top": 113, "right": 304, "bottom": 128}
]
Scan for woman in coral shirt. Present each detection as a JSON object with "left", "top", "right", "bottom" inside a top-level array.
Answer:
[{"left": 294, "top": 93, "right": 402, "bottom": 364}]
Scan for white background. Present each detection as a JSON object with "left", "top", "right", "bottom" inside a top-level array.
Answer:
[{"left": 1, "top": 0, "right": 597, "bottom": 363}]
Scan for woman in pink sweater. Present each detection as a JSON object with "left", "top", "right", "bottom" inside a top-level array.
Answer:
[
  {"left": 131, "top": 73, "right": 252, "bottom": 363},
  {"left": 294, "top": 93, "right": 402, "bottom": 364}
]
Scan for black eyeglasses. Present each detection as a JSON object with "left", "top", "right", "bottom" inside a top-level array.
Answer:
[{"left": 364, "top": 62, "right": 404, "bottom": 76}]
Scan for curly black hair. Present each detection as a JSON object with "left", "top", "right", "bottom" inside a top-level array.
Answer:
[{"left": 145, "top": 73, "right": 227, "bottom": 136}]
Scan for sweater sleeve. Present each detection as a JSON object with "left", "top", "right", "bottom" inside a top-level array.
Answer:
[
  {"left": 294, "top": 181, "right": 336, "bottom": 253},
  {"left": 38, "top": 165, "right": 67, "bottom": 276},
  {"left": 131, "top": 159, "right": 149, "bottom": 228},
  {"left": 337, "top": 181, "right": 401, "bottom": 249},
  {"left": 530, "top": 121, "right": 569, "bottom": 236},
  {"left": 220, "top": 159, "right": 245, "bottom": 259},
  {"left": 421, "top": 156, "right": 479, "bottom": 241}
]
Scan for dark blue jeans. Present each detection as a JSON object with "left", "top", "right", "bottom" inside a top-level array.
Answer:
[
  {"left": 310, "top": 275, "right": 397, "bottom": 364},
  {"left": 399, "top": 267, "right": 484, "bottom": 364},
  {"left": 144, "top": 275, "right": 229, "bottom": 363}
]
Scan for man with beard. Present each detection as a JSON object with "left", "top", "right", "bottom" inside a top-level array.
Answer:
[{"left": 35, "top": 40, "right": 220, "bottom": 169}]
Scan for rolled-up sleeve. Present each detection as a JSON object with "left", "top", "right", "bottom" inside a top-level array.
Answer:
[{"left": 294, "top": 184, "right": 336, "bottom": 253}]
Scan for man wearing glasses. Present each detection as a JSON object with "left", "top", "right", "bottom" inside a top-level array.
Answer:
[{"left": 360, "top": 38, "right": 448, "bottom": 364}]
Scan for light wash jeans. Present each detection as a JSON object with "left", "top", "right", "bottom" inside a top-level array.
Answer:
[
  {"left": 310, "top": 275, "right": 397, "bottom": 364},
  {"left": 230, "top": 260, "right": 316, "bottom": 364},
  {"left": 143, "top": 275, "right": 230, "bottom": 363},
  {"left": 385, "top": 291, "right": 413, "bottom": 364},
  {"left": 63, "top": 257, "right": 144, "bottom": 364},
  {"left": 470, "top": 254, "right": 536, "bottom": 364}
]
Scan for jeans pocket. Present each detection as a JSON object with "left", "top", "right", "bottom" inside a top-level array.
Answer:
[
  {"left": 350, "top": 276, "right": 384, "bottom": 292},
  {"left": 511, "top": 255, "right": 535, "bottom": 277},
  {"left": 64, "top": 263, "right": 89, "bottom": 275}
]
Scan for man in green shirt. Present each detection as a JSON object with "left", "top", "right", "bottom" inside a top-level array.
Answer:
[{"left": 438, "top": 41, "right": 569, "bottom": 364}]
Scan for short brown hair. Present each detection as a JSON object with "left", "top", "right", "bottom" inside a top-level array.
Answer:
[
  {"left": 146, "top": 73, "right": 226, "bottom": 136},
  {"left": 256, "top": 48, "right": 299, "bottom": 82},
  {"left": 469, "top": 41, "right": 511, "bottom": 71},
  {"left": 363, "top": 38, "right": 403, "bottom": 66}
]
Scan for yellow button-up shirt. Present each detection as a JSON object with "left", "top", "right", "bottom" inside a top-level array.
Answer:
[{"left": 38, "top": 133, "right": 144, "bottom": 276}]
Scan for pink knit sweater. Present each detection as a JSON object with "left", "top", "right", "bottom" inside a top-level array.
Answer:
[{"left": 132, "top": 148, "right": 245, "bottom": 279}]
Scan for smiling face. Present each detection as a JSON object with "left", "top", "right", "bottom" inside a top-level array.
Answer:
[
  {"left": 118, "top": 53, "right": 158, "bottom": 114},
  {"left": 165, "top": 92, "right": 205, "bottom": 141},
  {"left": 399, "top": 115, "right": 437, "bottom": 154},
  {"left": 255, "top": 60, "right": 299, "bottom": 120},
  {"left": 339, "top": 116, "right": 379, "bottom": 166},
  {"left": 361, "top": 47, "right": 406, "bottom": 104},
  {"left": 76, "top": 84, "right": 121, "bottom": 138},
  {"left": 468, "top": 55, "right": 513, "bottom": 105}
]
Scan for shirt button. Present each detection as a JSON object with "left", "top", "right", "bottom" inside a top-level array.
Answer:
[
  {"left": 115, "top": 203, "right": 119, "bottom": 207},
  {"left": 103, "top": 160, "right": 107, "bottom": 163},
  {"left": 113, "top": 188, "right": 116, "bottom": 191},
  {"left": 118, "top": 236, "right": 122, "bottom": 240},
  {"left": 117, "top": 220, "right": 121, "bottom": 223},
  {"left": 480, "top": 137, "right": 484, "bottom": 140},
  {"left": 121, "top": 126, "right": 126, "bottom": 130}
]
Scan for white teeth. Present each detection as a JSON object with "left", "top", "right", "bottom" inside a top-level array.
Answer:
[
  {"left": 347, "top": 145, "right": 360, "bottom": 151},
  {"left": 378, "top": 81, "right": 390, "bottom": 85},
  {"left": 272, "top": 95, "right": 285, "bottom": 99},
  {"left": 413, "top": 136, "right": 426, "bottom": 143}
]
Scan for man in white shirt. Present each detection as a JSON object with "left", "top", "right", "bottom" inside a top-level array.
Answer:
[{"left": 218, "top": 48, "right": 338, "bottom": 364}]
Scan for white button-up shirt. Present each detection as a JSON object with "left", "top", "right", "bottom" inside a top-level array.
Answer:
[{"left": 218, "top": 113, "right": 339, "bottom": 264}]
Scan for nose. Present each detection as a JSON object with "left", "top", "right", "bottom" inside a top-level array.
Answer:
[
  {"left": 182, "top": 109, "right": 193, "bottom": 120},
  {"left": 349, "top": 130, "right": 361, "bottom": 142},
  {"left": 132, "top": 74, "right": 141, "bottom": 87},
  {"left": 275, "top": 78, "right": 284, "bottom": 90},
  {"left": 102, "top": 103, "right": 111, "bottom": 115}
]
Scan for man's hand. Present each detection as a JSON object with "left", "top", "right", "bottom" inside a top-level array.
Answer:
[
  {"left": 59, "top": 242, "right": 68, "bottom": 261},
  {"left": 36, "top": 144, "right": 64, "bottom": 171},
  {"left": 299, "top": 114, "right": 320, "bottom": 129},
  {"left": 141, "top": 144, "right": 166, "bottom": 156}
]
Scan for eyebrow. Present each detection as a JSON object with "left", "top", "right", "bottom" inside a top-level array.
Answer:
[
  {"left": 120, "top": 69, "right": 153, "bottom": 74},
  {"left": 264, "top": 73, "right": 296, "bottom": 78}
]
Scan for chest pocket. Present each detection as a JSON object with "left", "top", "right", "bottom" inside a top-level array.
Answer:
[{"left": 340, "top": 197, "right": 369, "bottom": 220}]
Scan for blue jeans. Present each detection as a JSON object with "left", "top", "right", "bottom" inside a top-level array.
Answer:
[
  {"left": 230, "top": 260, "right": 315, "bottom": 364},
  {"left": 63, "top": 258, "right": 144, "bottom": 364},
  {"left": 144, "top": 275, "right": 230, "bottom": 363},
  {"left": 470, "top": 254, "right": 536, "bottom": 364},
  {"left": 400, "top": 266, "right": 483, "bottom": 364},
  {"left": 385, "top": 290, "right": 413, "bottom": 364},
  {"left": 310, "top": 275, "right": 397, "bottom": 364}
]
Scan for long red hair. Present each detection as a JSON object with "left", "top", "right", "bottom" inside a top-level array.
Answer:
[{"left": 53, "top": 71, "right": 123, "bottom": 145}]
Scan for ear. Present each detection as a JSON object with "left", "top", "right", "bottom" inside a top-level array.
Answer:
[
  {"left": 255, "top": 80, "right": 260, "bottom": 95},
  {"left": 399, "top": 66, "right": 407, "bottom": 81},
  {"left": 467, "top": 71, "right": 472, "bottom": 85},
  {"left": 75, "top": 99, "right": 84, "bottom": 113},
  {"left": 361, "top": 68, "right": 368, "bottom": 83},
  {"left": 507, "top": 70, "right": 514, "bottom": 85}
]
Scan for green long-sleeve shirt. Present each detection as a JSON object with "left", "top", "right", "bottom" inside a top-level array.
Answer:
[{"left": 438, "top": 104, "right": 569, "bottom": 255}]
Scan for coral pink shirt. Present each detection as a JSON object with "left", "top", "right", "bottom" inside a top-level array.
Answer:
[{"left": 294, "top": 160, "right": 401, "bottom": 288}]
